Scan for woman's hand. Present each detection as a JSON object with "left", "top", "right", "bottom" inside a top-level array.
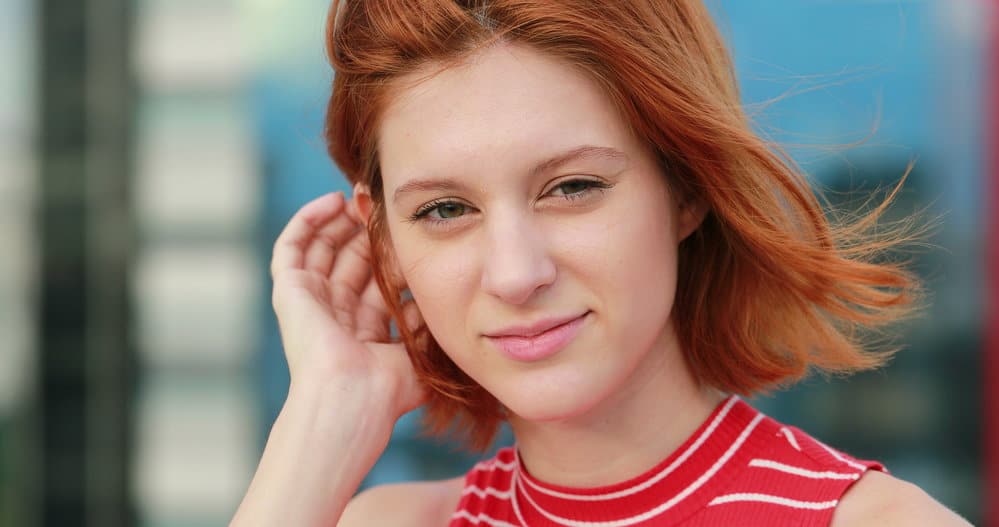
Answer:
[
  {"left": 270, "top": 191, "right": 425, "bottom": 418},
  {"left": 231, "top": 191, "right": 425, "bottom": 527}
]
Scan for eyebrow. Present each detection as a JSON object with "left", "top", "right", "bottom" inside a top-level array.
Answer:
[{"left": 391, "top": 145, "right": 628, "bottom": 204}]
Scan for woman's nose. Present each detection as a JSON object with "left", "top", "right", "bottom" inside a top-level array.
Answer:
[{"left": 479, "top": 213, "right": 557, "bottom": 306}]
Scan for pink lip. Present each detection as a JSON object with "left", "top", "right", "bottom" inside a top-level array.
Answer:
[{"left": 485, "top": 312, "right": 590, "bottom": 362}]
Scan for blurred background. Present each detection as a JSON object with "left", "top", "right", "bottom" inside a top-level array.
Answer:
[{"left": 0, "top": 0, "right": 994, "bottom": 525}]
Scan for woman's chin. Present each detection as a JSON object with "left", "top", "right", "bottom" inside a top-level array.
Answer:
[{"left": 498, "top": 380, "right": 610, "bottom": 425}]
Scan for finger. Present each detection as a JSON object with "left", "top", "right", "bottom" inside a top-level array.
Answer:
[
  {"left": 271, "top": 192, "right": 345, "bottom": 278},
  {"left": 354, "top": 277, "right": 391, "bottom": 342},
  {"left": 328, "top": 225, "right": 374, "bottom": 304},
  {"left": 370, "top": 341, "right": 428, "bottom": 415},
  {"left": 401, "top": 298, "right": 425, "bottom": 335},
  {"left": 303, "top": 211, "right": 362, "bottom": 277},
  {"left": 345, "top": 196, "right": 365, "bottom": 224},
  {"left": 392, "top": 350, "right": 428, "bottom": 414}
]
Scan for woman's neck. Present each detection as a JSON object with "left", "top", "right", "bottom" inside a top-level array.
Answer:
[{"left": 506, "top": 324, "right": 726, "bottom": 488}]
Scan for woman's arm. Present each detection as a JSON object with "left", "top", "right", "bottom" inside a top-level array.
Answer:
[{"left": 229, "top": 379, "right": 396, "bottom": 526}]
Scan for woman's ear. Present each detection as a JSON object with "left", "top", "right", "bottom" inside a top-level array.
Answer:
[
  {"left": 351, "top": 182, "right": 409, "bottom": 290},
  {"left": 351, "top": 182, "right": 374, "bottom": 226},
  {"left": 676, "top": 194, "right": 709, "bottom": 243}
]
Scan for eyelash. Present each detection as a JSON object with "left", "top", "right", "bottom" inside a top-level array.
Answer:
[{"left": 407, "top": 178, "right": 612, "bottom": 228}]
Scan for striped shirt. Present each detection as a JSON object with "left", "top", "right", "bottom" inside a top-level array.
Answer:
[{"left": 449, "top": 395, "right": 883, "bottom": 527}]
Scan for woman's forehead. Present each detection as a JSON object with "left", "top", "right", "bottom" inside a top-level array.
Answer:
[{"left": 376, "top": 43, "right": 637, "bottom": 187}]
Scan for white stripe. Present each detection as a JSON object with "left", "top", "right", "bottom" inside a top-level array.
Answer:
[
  {"left": 474, "top": 459, "right": 517, "bottom": 472},
  {"left": 519, "top": 395, "right": 742, "bottom": 502},
  {"left": 748, "top": 458, "right": 860, "bottom": 480},
  {"left": 450, "top": 510, "right": 521, "bottom": 527},
  {"left": 815, "top": 439, "right": 868, "bottom": 471},
  {"left": 779, "top": 427, "right": 801, "bottom": 451},
  {"left": 515, "top": 413, "right": 765, "bottom": 527},
  {"left": 510, "top": 469, "right": 530, "bottom": 527},
  {"left": 462, "top": 485, "right": 515, "bottom": 500},
  {"left": 709, "top": 492, "right": 838, "bottom": 510}
]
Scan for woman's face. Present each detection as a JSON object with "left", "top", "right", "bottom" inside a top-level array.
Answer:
[{"left": 377, "top": 43, "right": 702, "bottom": 422}]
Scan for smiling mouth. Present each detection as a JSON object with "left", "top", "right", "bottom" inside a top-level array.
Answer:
[
  {"left": 485, "top": 311, "right": 590, "bottom": 339},
  {"left": 485, "top": 311, "right": 590, "bottom": 362}
]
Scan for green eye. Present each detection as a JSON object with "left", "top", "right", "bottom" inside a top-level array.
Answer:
[
  {"left": 411, "top": 200, "right": 469, "bottom": 223},
  {"left": 436, "top": 202, "right": 466, "bottom": 218},
  {"left": 556, "top": 180, "right": 592, "bottom": 195}
]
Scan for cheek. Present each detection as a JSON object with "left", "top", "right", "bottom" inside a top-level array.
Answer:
[
  {"left": 393, "top": 236, "right": 478, "bottom": 346},
  {"left": 592, "top": 190, "right": 679, "bottom": 337}
]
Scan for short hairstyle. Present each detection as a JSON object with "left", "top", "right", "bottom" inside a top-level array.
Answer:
[{"left": 323, "top": 0, "right": 927, "bottom": 451}]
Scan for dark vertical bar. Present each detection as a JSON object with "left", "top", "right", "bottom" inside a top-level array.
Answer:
[
  {"left": 987, "top": 0, "right": 999, "bottom": 524},
  {"left": 84, "top": 0, "right": 136, "bottom": 525},
  {"left": 36, "top": 0, "right": 135, "bottom": 525},
  {"left": 37, "top": 0, "right": 89, "bottom": 524}
]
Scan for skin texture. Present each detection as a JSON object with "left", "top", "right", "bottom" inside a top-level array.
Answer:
[
  {"left": 374, "top": 42, "right": 724, "bottom": 488},
  {"left": 829, "top": 471, "right": 972, "bottom": 527}
]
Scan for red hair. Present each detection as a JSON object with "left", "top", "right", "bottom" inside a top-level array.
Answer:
[{"left": 323, "top": 0, "right": 927, "bottom": 451}]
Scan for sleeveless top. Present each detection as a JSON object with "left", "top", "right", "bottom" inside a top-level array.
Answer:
[{"left": 448, "top": 395, "right": 883, "bottom": 527}]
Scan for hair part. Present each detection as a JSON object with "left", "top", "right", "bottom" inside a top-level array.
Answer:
[{"left": 324, "top": 0, "right": 928, "bottom": 451}]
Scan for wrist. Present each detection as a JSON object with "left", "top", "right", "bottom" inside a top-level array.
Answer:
[
  {"left": 232, "top": 380, "right": 396, "bottom": 526},
  {"left": 283, "top": 378, "right": 395, "bottom": 446}
]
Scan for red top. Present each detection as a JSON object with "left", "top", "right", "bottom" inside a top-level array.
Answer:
[{"left": 449, "top": 395, "right": 883, "bottom": 526}]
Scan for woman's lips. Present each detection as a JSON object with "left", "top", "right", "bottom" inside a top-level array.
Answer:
[{"left": 486, "top": 312, "right": 590, "bottom": 362}]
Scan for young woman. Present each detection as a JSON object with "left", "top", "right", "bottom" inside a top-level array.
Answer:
[{"left": 231, "top": 1, "right": 971, "bottom": 526}]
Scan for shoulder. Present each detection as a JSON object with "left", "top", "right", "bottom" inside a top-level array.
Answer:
[
  {"left": 337, "top": 476, "right": 466, "bottom": 527},
  {"left": 830, "top": 470, "right": 972, "bottom": 527},
  {"left": 753, "top": 419, "right": 969, "bottom": 526}
]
